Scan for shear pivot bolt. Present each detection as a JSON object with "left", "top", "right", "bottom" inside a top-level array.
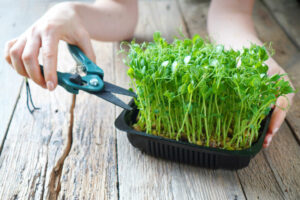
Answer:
[{"left": 89, "top": 78, "right": 99, "bottom": 87}]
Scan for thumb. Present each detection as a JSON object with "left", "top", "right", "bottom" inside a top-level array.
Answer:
[
  {"left": 263, "top": 96, "right": 289, "bottom": 148},
  {"left": 75, "top": 30, "right": 96, "bottom": 63}
]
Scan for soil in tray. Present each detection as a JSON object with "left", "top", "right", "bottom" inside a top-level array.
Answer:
[{"left": 132, "top": 120, "right": 262, "bottom": 151}]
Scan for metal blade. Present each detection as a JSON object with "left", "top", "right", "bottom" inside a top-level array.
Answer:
[
  {"left": 103, "top": 81, "right": 137, "bottom": 97},
  {"left": 91, "top": 91, "right": 133, "bottom": 111}
]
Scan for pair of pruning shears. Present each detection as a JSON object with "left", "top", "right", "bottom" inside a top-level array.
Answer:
[{"left": 27, "top": 44, "right": 136, "bottom": 113}]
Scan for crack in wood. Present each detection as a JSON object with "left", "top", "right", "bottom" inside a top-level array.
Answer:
[
  {"left": 235, "top": 171, "right": 248, "bottom": 200},
  {"left": 175, "top": 0, "right": 191, "bottom": 38},
  {"left": 47, "top": 95, "right": 76, "bottom": 200},
  {"left": 262, "top": 151, "right": 287, "bottom": 199},
  {"left": 29, "top": 170, "right": 43, "bottom": 199},
  {"left": 285, "top": 119, "right": 300, "bottom": 146},
  {"left": 113, "top": 44, "right": 120, "bottom": 200},
  {"left": 261, "top": 0, "right": 300, "bottom": 50},
  {"left": 41, "top": 157, "right": 48, "bottom": 200},
  {"left": 0, "top": 81, "right": 24, "bottom": 156}
]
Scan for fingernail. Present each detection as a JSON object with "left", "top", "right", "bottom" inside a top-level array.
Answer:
[{"left": 47, "top": 81, "right": 54, "bottom": 91}]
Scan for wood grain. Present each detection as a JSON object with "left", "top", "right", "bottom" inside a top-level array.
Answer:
[
  {"left": 57, "top": 41, "right": 118, "bottom": 200},
  {"left": 264, "top": 122, "right": 300, "bottom": 200},
  {"left": 237, "top": 152, "right": 285, "bottom": 200},
  {"left": 133, "top": 0, "right": 187, "bottom": 43},
  {"left": 284, "top": 55, "right": 300, "bottom": 143},
  {"left": 0, "top": 42, "right": 74, "bottom": 199},
  {"left": 115, "top": 1, "right": 245, "bottom": 200},
  {"left": 263, "top": 0, "right": 300, "bottom": 48},
  {"left": 176, "top": 0, "right": 209, "bottom": 38}
]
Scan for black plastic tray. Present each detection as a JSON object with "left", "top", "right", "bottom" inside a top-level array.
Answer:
[{"left": 115, "top": 100, "right": 272, "bottom": 170}]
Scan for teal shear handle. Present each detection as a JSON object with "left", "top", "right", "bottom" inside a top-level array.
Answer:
[
  {"left": 39, "top": 43, "right": 136, "bottom": 111},
  {"left": 68, "top": 44, "right": 104, "bottom": 78},
  {"left": 40, "top": 44, "right": 104, "bottom": 94},
  {"left": 41, "top": 66, "right": 104, "bottom": 94}
]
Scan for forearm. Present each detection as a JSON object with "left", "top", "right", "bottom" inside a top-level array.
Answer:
[
  {"left": 73, "top": 0, "right": 138, "bottom": 41},
  {"left": 207, "top": 0, "right": 259, "bottom": 48},
  {"left": 207, "top": 0, "right": 294, "bottom": 106},
  {"left": 208, "top": 0, "right": 287, "bottom": 75}
]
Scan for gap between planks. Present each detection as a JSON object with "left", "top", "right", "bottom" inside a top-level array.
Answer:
[
  {"left": 113, "top": 43, "right": 121, "bottom": 200},
  {"left": 261, "top": 0, "right": 300, "bottom": 50},
  {"left": 0, "top": 80, "right": 24, "bottom": 156},
  {"left": 285, "top": 119, "right": 300, "bottom": 146}
]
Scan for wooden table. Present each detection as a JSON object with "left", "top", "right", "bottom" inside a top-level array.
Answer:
[{"left": 1, "top": 0, "right": 300, "bottom": 199}]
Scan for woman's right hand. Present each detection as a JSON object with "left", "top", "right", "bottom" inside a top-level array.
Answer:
[{"left": 4, "top": 2, "right": 95, "bottom": 91}]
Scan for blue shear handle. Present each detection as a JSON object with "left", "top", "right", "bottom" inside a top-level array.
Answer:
[{"left": 67, "top": 44, "right": 104, "bottom": 78}]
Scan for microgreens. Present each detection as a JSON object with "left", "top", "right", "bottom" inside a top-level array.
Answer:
[{"left": 123, "top": 32, "right": 295, "bottom": 150}]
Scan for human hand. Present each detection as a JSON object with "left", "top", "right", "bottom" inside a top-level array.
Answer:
[
  {"left": 4, "top": 2, "right": 95, "bottom": 91},
  {"left": 263, "top": 63, "right": 295, "bottom": 148}
]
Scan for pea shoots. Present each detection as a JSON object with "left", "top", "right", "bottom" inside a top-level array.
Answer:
[{"left": 123, "top": 32, "right": 295, "bottom": 150}]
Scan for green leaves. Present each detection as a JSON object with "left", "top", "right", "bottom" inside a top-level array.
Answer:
[
  {"left": 127, "top": 67, "right": 134, "bottom": 78},
  {"left": 188, "top": 83, "right": 194, "bottom": 94},
  {"left": 124, "top": 32, "right": 295, "bottom": 149},
  {"left": 164, "top": 91, "right": 175, "bottom": 101}
]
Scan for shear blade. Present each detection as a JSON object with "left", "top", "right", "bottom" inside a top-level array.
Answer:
[
  {"left": 103, "top": 81, "right": 137, "bottom": 98},
  {"left": 92, "top": 91, "right": 133, "bottom": 111}
]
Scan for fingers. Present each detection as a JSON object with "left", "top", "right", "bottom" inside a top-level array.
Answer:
[
  {"left": 263, "top": 128, "right": 279, "bottom": 148},
  {"left": 9, "top": 36, "right": 29, "bottom": 77},
  {"left": 76, "top": 29, "right": 96, "bottom": 62},
  {"left": 263, "top": 96, "right": 289, "bottom": 148},
  {"left": 41, "top": 33, "right": 59, "bottom": 91},
  {"left": 22, "top": 33, "right": 46, "bottom": 88},
  {"left": 5, "top": 15, "right": 94, "bottom": 92},
  {"left": 4, "top": 38, "right": 17, "bottom": 65}
]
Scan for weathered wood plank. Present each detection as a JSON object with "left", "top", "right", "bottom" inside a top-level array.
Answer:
[
  {"left": 237, "top": 152, "right": 285, "bottom": 200},
  {"left": 133, "top": 0, "right": 187, "bottom": 43},
  {"left": 263, "top": 0, "right": 300, "bottom": 49},
  {"left": 57, "top": 41, "right": 118, "bottom": 200},
  {"left": 176, "top": 0, "right": 209, "bottom": 38},
  {"left": 0, "top": 42, "right": 74, "bottom": 199},
  {"left": 115, "top": 1, "right": 245, "bottom": 200},
  {"left": 264, "top": 123, "right": 300, "bottom": 200},
  {"left": 284, "top": 54, "right": 300, "bottom": 143}
]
